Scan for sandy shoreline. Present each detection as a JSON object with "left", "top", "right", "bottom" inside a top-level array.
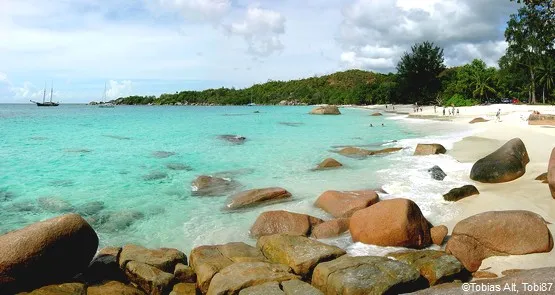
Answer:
[{"left": 358, "top": 103, "right": 555, "bottom": 276}]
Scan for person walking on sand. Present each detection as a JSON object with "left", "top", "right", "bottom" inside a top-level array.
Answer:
[
  {"left": 496, "top": 109, "right": 501, "bottom": 122},
  {"left": 443, "top": 108, "right": 446, "bottom": 116},
  {"left": 434, "top": 105, "right": 437, "bottom": 113},
  {"left": 456, "top": 109, "right": 459, "bottom": 115}
]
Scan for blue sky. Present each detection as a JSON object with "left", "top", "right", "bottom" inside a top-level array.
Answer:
[{"left": 0, "top": 0, "right": 519, "bottom": 103}]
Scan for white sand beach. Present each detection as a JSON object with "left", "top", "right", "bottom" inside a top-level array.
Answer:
[{"left": 359, "top": 103, "right": 555, "bottom": 276}]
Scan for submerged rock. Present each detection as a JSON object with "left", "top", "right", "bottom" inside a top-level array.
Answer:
[
  {"left": 48, "top": 179, "right": 75, "bottom": 187},
  {"left": 76, "top": 201, "right": 105, "bottom": 217},
  {"left": 225, "top": 187, "right": 292, "bottom": 210},
  {"left": 336, "top": 146, "right": 402, "bottom": 159},
  {"left": 309, "top": 105, "right": 341, "bottom": 115},
  {"left": 152, "top": 151, "right": 176, "bottom": 158},
  {"left": 65, "top": 148, "right": 92, "bottom": 153},
  {"left": 0, "top": 214, "right": 98, "bottom": 293},
  {"left": 312, "top": 255, "right": 423, "bottom": 295},
  {"left": 428, "top": 165, "right": 446, "bottom": 180},
  {"left": 189, "top": 242, "right": 268, "bottom": 293},
  {"left": 103, "top": 134, "right": 132, "bottom": 140},
  {"left": 278, "top": 122, "right": 304, "bottom": 127},
  {"left": 414, "top": 143, "right": 446, "bottom": 156},
  {"left": 0, "top": 188, "right": 16, "bottom": 202},
  {"left": 94, "top": 210, "right": 145, "bottom": 232},
  {"left": 387, "top": 250, "right": 468, "bottom": 286},
  {"left": 470, "top": 138, "right": 529, "bottom": 183},
  {"left": 37, "top": 196, "right": 74, "bottom": 213},
  {"left": 370, "top": 112, "right": 383, "bottom": 116},
  {"left": 219, "top": 134, "right": 247, "bottom": 144},
  {"left": 207, "top": 262, "right": 299, "bottom": 295},
  {"left": 314, "top": 190, "right": 379, "bottom": 218},
  {"left": 349, "top": 198, "right": 432, "bottom": 248},
  {"left": 445, "top": 210, "right": 553, "bottom": 272},
  {"left": 442, "top": 185, "right": 479, "bottom": 202},
  {"left": 257, "top": 234, "right": 345, "bottom": 278},
  {"left": 166, "top": 163, "right": 193, "bottom": 171},
  {"left": 250, "top": 210, "right": 323, "bottom": 238},
  {"left": 191, "top": 175, "right": 236, "bottom": 196},
  {"left": 142, "top": 171, "right": 168, "bottom": 181},
  {"left": 315, "top": 158, "right": 343, "bottom": 170}
]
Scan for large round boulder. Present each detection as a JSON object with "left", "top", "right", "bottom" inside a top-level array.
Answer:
[
  {"left": 309, "top": 105, "right": 341, "bottom": 115},
  {"left": 469, "top": 117, "right": 488, "bottom": 124},
  {"left": 225, "top": 187, "right": 292, "bottom": 210},
  {"left": 470, "top": 138, "right": 530, "bottom": 183},
  {"left": 414, "top": 144, "right": 446, "bottom": 156},
  {"left": 0, "top": 214, "right": 99, "bottom": 293},
  {"left": 314, "top": 190, "right": 379, "bottom": 218},
  {"left": 445, "top": 210, "right": 553, "bottom": 272},
  {"left": 548, "top": 147, "right": 555, "bottom": 198},
  {"left": 250, "top": 210, "right": 323, "bottom": 238},
  {"left": 349, "top": 198, "right": 432, "bottom": 248}
]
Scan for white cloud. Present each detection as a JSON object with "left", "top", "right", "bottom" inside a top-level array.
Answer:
[
  {"left": 11, "top": 81, "right": 44, "bottom": 99},
  {"left": 106, "top": 80, "right": 133, "bottom": 99},
  {"left": 158, "top": 0, "right": 231, "bottom": 23},
  {"left": 226, "top": 7, "right": 286, "bottom": 57},
  {"left": 0, "top": 72, "right": 7, "bottom": 82},
  {"left": 338, "top": 0, "right": 519, "bottom": 72}
]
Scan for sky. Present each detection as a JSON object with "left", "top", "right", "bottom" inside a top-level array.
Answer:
[{"left": 0, "top": 0, "right": 520, "bottom": 103}]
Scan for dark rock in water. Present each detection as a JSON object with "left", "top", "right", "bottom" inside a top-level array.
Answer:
[
  {"left": 65, "top": 148, "right": 92, "bottom": 153},
  {"left": 37, "top": 196, "right": 74, "bottom": 213},
  {"left": 76, "top": 201, "right": 105, "bottom": 217},
  {"left": 470, "top": 138, "right": 529, "bottom": 183},
  {"left": 0, "top": 214, "right": 98, "bottom": 294},
  {"left": 165, "top": 162, "right": 193, "bottom": 171},
  {"left": 254, "top": 111, "right": 260, "bottom": 113},
  {"left": 48, "top": 179, "right": 75, "bottom": 187},
  {"left": 191, "top": 175, "right": 237, "bottom": 196},
  {"left": 8, "top": 201, "right": 39, "bottom": 213},
  {"left": 30, "top": 136, "right": 48, "bottom": 140},
  {"left": 142, "top": 171, "right": 168, "bottom": 181},
  {"left": 336, "top": 146, "right": 402, "bottom": 159},
  {"left": 103, "top": 134, "right": 131, "bottom": 140},
  {"left": 219, "top": 134, "right": 247, "bottom": 144},
  {"left": 443, "top": 185, "right": 479, "bottom": 202},
  {"left": 428, "top": 165, "right": 447, "bottom": 180},
  {"left": 0, "top": 188, "right": 16, "bottom": 202},
  {"left": 309, "top": 105, "right": 341, "bottom": 115},
  {"left": 315, "top": 158, "right": 343, "bottom": 170},
  {"left": 225, "top": 187, "right": 292, "bottom": 210},
  {"left": 213, "top": 168, "right": 255, "bottom": 178},
  {"left": 152, "top": 151, "right": 176, "bottom": 158},
  {"left": 278, "top": 122, "right": 304, "bottom": 127},
  {"left": 94, "top": 211, "right": 145, "bottom": 232}
]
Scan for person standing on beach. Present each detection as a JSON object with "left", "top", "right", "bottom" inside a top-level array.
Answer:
[
  {"left": 496, "top": 109, "right": 501, "bottom": 122},
  {"left": 443, "top": 108, "right": 446, "bottom": 116},
  {"left": 434, "top": 105, "right": 437, "bottom": 113},
  {"left": 456, "top": 109, "right": 459, "bottom": 115}
]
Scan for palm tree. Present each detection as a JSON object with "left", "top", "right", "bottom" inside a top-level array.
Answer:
[
  {"left": 470, "top": 70, "right": 497, "bottom": 102},
  {"left": 537, "top": 60, "right": 555, "bottom": 104}
]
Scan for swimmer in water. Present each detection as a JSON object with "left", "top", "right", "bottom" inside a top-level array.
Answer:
[
  {"left": 381, "top": 123, "right": 384, "bottom": 127},
  {"left": 370, "top": 124, "right": 373, "bottom": 127}
]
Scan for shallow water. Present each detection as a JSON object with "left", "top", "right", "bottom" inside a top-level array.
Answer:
[{"left": 0, "top": 104, "right": 472, "bottom": 253}]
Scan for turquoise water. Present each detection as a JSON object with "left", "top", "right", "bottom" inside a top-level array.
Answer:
[{"left": 0, "top": 104, "right": 470, "bottom": 254}]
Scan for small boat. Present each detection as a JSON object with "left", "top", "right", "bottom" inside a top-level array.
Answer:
[
  {"left": 247, "top": 102, "right": 256, "bottom": 106},
  {"left": 98, "top": 82, "right": 115, "bottom": 108},
  {"left": 31, "top": 82, "right": 59, "bottom": 107}
]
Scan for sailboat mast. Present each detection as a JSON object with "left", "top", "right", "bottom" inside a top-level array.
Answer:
[
  {"left": 50, "top": 81, "right": 53, "bottom": 103},
  {"left": 43, "top": 82, "right": 46, "bottom": 103},
  {"left": 103, "top": 82, "right": 107, "bottom": 101}
]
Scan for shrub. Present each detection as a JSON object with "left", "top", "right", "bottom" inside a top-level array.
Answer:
[{"left": 443, "top": 94, "right": 479, "bottom": 107}]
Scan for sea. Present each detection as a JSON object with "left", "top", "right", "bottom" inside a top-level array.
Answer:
[{"left": 0, "top": 104, "right": 477, "bottom": 255}]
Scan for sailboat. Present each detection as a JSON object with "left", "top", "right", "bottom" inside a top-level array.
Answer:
[
  {"left": 98, "top": 82, "right": 115, "bottom": 108},
  {"left": 31, "top": 82, "right": 59, "bottom": 106}
]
